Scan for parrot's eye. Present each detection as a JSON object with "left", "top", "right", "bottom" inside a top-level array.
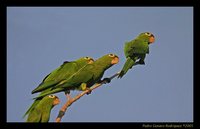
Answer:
[
  {"left": 48, "top": 95, "right": 55, "bottom": 98},
  {"left": 144, "top": 32, "right": 151, "bottom": 36},
  {"left": 84, "top": 57, "right": 90, "bottom": 60},
  {"left": 108, "top": 54, "right": 115, "bottom": 57}
]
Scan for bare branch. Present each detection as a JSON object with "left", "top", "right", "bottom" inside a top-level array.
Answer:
[{"left": 55, "top": 71, "right": 120, "bottom": 122}]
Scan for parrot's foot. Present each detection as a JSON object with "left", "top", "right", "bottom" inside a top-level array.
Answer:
[
  {"left": 86, "top": 88, "right": 92, "bottom": 95},
  {"left": 101, "top": 78, "right": 111, "bottom": 84},
  {"left": 65, "top": 93, "right": 73, "bottom": 103},
  {"left": 64, "top": 90, "right": 72, "bottom": 101},
  {"left": 64, "top": 90, "right": 70, "bottom": 95},
  {"left": 80, "top": 83, "right": 87, "bottom": 91},
  {"left": 118, "top": 71, "right": 124, "bottom": 78},
  {"left": 136, "top": 60, "right": 145, "bottom": 65}
]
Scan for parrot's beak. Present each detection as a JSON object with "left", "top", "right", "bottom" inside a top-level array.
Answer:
[
  {"left": 111, "top": 56, "right": 119, "bottom": 64},
  {"left": 88, "top": 58, "right": 94, "bottom": 64},
  {"left": 149, "top": 34, "right": 155, "bottom": 44},
  {"left": 53, "top": 98, "right": 60, "bottom": 105}
]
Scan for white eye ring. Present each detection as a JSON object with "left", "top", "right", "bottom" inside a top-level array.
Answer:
[
  {"left": 48, "top": 95, "right": 55, "bottom": 98},
  {"left": 145, "top": 32, "right": 151, "bottom": 36},
  {"left": 109, "top": 54, "right": 115, "bottom": 57},
  {"left": 84, "top": 57, "right": 90, "bottom": 60}
]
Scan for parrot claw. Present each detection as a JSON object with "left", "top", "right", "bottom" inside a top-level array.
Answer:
[
  {"left": 64, "top": 90, "right": 70, "bottom": 95},
  {"left": 66, "top": 93, "right": 72, "bottom": 101},
  {"left": 101, "top": 78, "right": 111, "bottom": 84},
  {"left": 136, "top": 60, "right": 145, "bottom": 65}
]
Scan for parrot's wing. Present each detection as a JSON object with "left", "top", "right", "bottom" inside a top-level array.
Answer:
[
  {"left": 42, "top": 68, "right": 60, "bottom": 82},
  {"left": 34, "top": 64, "right": 95, "bottom": 99},
  {"left": 23, "top": 99, "right": 41, "bottom": 118},
  {"left": 31, "top": 80, "right": 62, "bottom": 94},
  {"left": 124, "top": 41, "right": 132, "bottom": 58},
  {"left": 42, "top": 61, "right": 72, "bottom": 82},
  {"left": 26, "top": 108, "right": 42, "bottom": 122},
  {"left": 56, "top": 63, "right": 94, "bottom": 88},
  {"left": 125, "top": 40, "right": 149, "bottom": 57},
  {"left": 33, "top": 81, "right": 77, "bottom": 99},
  {"left": 40, "top": 99, "right": 53, "bottom": 122},
  {"left": 32, "top": 61, "right": 77, "bottom": 94},
  {"left": 33, "top": 86, "right": 68, "bottom": 99},
  {"left": 41, "top": 111, "right": 50, "bottom": 122},
  {"left": 130, "top": 40, "right": 149, "bottom": 54}
]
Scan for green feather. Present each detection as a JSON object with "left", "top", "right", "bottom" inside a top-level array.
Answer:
[
  {"left": 23, "top": 99, "right": 41, "bottom": 118},
  {"left": 118, "top": 57, "right": 135, "bottom": 78},
  {"left": 24, "top": 57, "right": 93, "bottom": 118},
  {"left": 33, "top": 86, "right": 70, "bottom": 99},
  {"left": 118, "top": 32, "right": 153, "bottom": 78},
  {"left": 26, "top": 95, "right": 59, "bottom": 122},
  {"left": 31, "top": 80, "right": 61, "bottom": 94},
  {"left": 34, "top": 54, "right": 119, "bottom": 99}
]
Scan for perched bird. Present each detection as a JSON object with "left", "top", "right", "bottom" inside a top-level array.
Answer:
[
  {"left": 23, "top": 56, "right": 94, "bottom": 118},
  {"left": 32, "top": 56, "right": 94, "bottom": 93},
  {"left": 118, "top": 32, "right": 155, "bottom": 78},
  {"left": 34, "top": 53, "right": 119, "bottom": 99},
  {"left": 26, "top": 95, "right": 60, "bottom": 122}
]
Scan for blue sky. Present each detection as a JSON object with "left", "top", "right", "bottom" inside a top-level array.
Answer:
[{"left": 7, "top": 7, "right": 193, "bottom": 122}]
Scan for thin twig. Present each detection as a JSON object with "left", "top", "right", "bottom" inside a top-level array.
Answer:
[{"left": 55, "top": 71, "right": 120, "bottom": 122}]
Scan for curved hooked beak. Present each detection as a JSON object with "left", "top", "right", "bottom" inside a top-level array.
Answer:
[
  {"left": 149, "top": 34, "right": 155, "bottom": 44},
  {"left": 88, "top": 58, "right": 94, "bottom": 64},
  {"left": 53, "top": 97, "right": 60, "bottom": 105},
  {"left": 111, "top": 56, "right": 119, "bottom": 64}
]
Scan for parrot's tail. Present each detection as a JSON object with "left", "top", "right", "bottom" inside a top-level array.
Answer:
[
  {"left": 33, "top": 82, "right": 74, "bottom": 99},
  {"left": 118, "top": 58, "right": 135, "bottom": 78},
  {"left": 31, "top": 81, "right": 61, "bottom": 94},
  {"left": 23, "top": 98, "right": 41, "bottom": 119},
  {"left": 33, "top": 88, "right": 64, "bottom": 99}
]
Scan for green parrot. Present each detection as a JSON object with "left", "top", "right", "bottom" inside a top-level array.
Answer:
[
  {"left": 34, "top": 53, "right": 119, "bottom": 99},
  {"left": 118, "top": 32, "right": 155, "bottom": 78},
  {"left": 32, "top": 56, "right": 94, "bottom": 93},
  {"left": 23, "top": 56, "right": 94, "bottom": 118},
  {"left": 26, "top": 95, "right": 60, "bottom": 122}
]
